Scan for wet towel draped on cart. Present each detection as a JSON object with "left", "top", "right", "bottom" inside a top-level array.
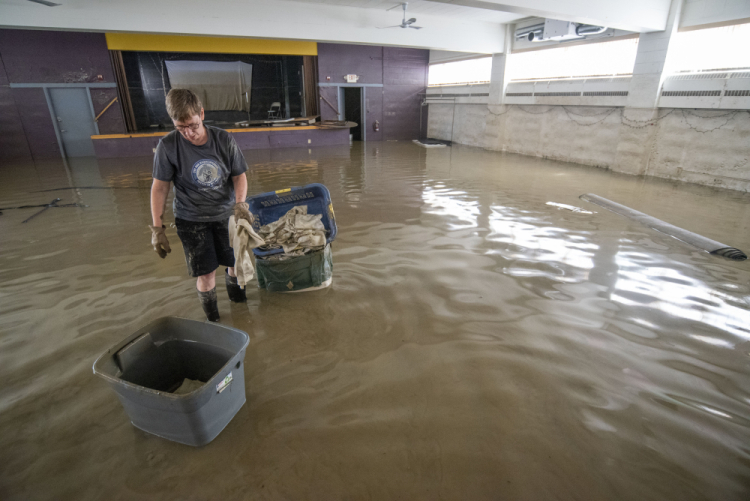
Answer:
[
  {"left": 259, "top": 206, "right": 327, "bottom": 255},
  {"left": 228, "top": 216, "right": 266, "bottom": 287}
]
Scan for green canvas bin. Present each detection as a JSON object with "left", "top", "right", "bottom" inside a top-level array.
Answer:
[{"left": 256, "top": 244, "right": 332, "bottom": 292}]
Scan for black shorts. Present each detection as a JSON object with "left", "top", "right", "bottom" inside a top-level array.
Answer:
[{"left": 175, "top": 217, "right": 235, "bottom": 277}]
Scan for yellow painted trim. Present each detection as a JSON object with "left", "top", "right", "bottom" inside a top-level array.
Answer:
[
  {"left": 275, "top": 188, "right": 292, "bottom": 194},
  {"left": 225, "top": 126, "right": 320, "bottom": 133},
  {"left": 92, "top": 132, "right": 167, "bottom": 139},
  {"left": 91, "top": 126, "right": 321, "bottom": 140},
  {"left": 105, "top": 33, "right": 317, "bottom": 55}
]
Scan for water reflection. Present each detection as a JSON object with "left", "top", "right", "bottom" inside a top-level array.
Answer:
[
  {"left": 487, "top": 203, "right": 597, "bottom": 282},
  {"left": 613, "top": 248, "right": 750, "bottom": 341},
  {"left": 422, "top": 183, "right": 480, "bottom": 230}
]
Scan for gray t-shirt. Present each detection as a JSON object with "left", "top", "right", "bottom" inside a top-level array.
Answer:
[{"left": 153, "top": 126, "right": 248, "bottom": 222}]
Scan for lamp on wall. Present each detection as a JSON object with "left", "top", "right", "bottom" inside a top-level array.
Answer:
[{"left": 345, "top": 74, "right": 359, "bottom": 83}]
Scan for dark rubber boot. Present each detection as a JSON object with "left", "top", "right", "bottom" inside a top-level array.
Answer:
[
  {"left": 197, "top": 287, "right": 220, "bottom": 322},
  {"left": 225, "top": 269, "right": 247, "bottom": 303}
]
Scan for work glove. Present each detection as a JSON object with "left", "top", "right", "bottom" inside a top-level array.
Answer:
[
  {"left": 149, "top": 224, "right": 171, "bottom": 259},
  {"left": 233, "top": 202, "right": 254, "bottom": 224}
]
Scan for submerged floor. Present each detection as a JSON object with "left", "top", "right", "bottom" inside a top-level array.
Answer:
[{"left": 1, "top": 143, "right": 750, "bottom": 500}]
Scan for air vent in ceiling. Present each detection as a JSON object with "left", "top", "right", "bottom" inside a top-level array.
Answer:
[{"left": 515, "top": 19, "right": 606, "bottom": 43}]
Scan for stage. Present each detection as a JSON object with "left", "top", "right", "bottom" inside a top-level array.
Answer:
[{"left": 91, "top": 125, "right": 351, "bottom": 158}]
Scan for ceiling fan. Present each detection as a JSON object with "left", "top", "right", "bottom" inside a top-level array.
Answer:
[
  {"left": 379, "top": 2, "right": 423, "bottom": 30},
  {"left": 27, "top": 0, "right": 61, "bottom": 6}
]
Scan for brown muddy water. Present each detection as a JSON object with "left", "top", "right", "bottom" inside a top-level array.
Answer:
[{"left": 1, "top": 142, "right": 750, "bottom": 500}]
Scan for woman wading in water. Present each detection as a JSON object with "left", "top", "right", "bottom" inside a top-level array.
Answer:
[{"left": 149, "top": 89, "right": 253, "bottom": 321}]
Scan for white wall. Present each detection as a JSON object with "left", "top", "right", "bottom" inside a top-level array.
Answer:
[
  {"left": 429, "top": 51, "right": 489, "bottom": 64},
  {"left": 680, "top": 0, "right": 750, "bottom": 28}
]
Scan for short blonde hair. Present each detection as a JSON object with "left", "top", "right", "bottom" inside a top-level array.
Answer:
[{"left": 166, "top": 88, "right": 203, "bottom": 122}]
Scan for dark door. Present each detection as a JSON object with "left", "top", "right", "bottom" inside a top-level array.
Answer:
[{"left": 343, "top": 87, "right": 362, "bottom": 141}]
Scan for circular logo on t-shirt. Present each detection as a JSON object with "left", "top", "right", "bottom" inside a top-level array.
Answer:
[{"left": 192, "top": 159, "right": 222, "bottom": 188}]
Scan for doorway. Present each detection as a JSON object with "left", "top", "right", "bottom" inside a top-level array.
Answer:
[
  {"left": 342, "top": 87, "right": 363, "bottom": 141},
  {"left": 48, "top": 87, "right": 98, "bottom": 157}
]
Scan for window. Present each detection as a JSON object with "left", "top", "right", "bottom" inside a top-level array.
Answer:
[
  {"left": 507, "top": 38, "right": 639, "bottom": 81},
  {"left": 428, "top": 57, "right": 492, "bottom": 86},
  {"left": 667, "top": 23, "right": 750, "bottom": 73}
]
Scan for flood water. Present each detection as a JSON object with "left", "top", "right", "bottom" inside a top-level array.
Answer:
[{"left": 1, "top": 142, "right": 750, "bottom": 500}]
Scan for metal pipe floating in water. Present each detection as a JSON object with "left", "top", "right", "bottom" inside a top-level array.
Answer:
[{"left": 579, "top": 193, "right": 747, "bottom": 261}]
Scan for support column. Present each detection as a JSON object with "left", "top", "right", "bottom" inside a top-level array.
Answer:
[
  {"left": 484, "top": 27, "right": 513, "bottom": 150},
  {"left": 487, "top": 52, "right": 509, "bottom": 107},
  {"left": 614, "top": 0, "right": 683, "bottom": 176}
]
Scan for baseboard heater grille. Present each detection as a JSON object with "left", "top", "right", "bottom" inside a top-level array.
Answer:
[
  {"left": 661, "top": 90, "right": 721, "bottom": 97},
  {"left": 535, "top": 92, "right": 581, "bottom": 97},
  {"left": 667, "top": 73, "right": 729, "bottom": 80},
  {"left": 504, "top": 91, "right": 627, "bottom": 97},
  {"left": 582, "top": 91, "right": 628, "bottom": 96},
  {"left": 667, "top": 71, "right": 750, "bottom": 80},
  {"left": 429, "top": 93, "right": 490, "bottom": 98}
]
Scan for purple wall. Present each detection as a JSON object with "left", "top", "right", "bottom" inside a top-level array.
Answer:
[
  {"left": 90, "top": 87, "right": 126, "bottom": 135},
  {"left": 0, "top": 53, "right": 31, "bottom": 160},
  {"left": 11, "top": 87, "right": 60, "bottom": 159},
  {"left": 0, "top": 29, "right": 126, "bottom": 161},
  {"left": 317, "top": 43, "right": 428, "bottom": 141},
  {"left": 318, "top": 44, "right": 384, "bottom": 85},
  {"left": 383, "top": 47, "right": 429, "bottom": 141},
  {"left": 0, "top": 30, "right": 115, "bottom": 84},
  {"left": 317, "top": 44, "right": 384, "bottom": 142}
]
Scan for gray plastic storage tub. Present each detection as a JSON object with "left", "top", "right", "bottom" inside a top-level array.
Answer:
[{"left": 93, "top": 317, "right": 249, "bottom": 446}]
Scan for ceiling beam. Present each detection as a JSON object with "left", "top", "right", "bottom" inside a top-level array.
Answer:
[{"left": 0, "top": 0, "right": 507, "bottom": 53}]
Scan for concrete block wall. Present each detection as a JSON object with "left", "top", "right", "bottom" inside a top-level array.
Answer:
[
  {"left": 501, "top": 106, "right": 622, "bottom": 168},
  {"left": 645, "top": 109, "right": 750, "bottom": 187},
  {"left": 428, "top": 103, "right": 750, "bottom": 192},
  {"left": 428, "top": 103, "right": 488, "bottom": 147}
]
